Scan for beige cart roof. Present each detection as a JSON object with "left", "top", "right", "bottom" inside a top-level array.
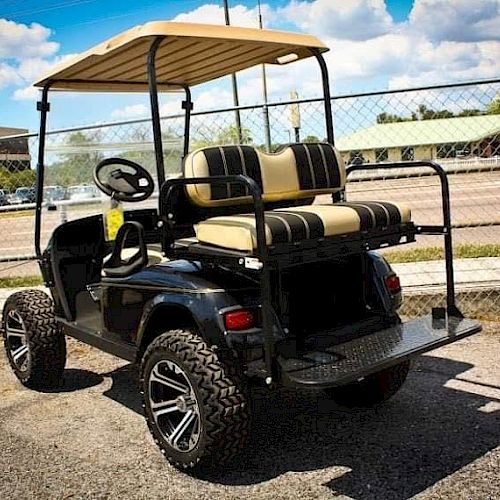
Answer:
[{"left": 34, "top": 21, "right": 328, "bottom": 92}]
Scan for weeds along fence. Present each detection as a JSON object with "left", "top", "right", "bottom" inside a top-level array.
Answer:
[{"left": 0, "top": 78, "right": 499, "bottom": 317}]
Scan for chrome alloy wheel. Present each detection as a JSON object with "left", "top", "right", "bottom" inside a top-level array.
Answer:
[
  {"left": 5, "top": 309, "right": 30, "bottom": 372},
  {"left": 148, "top": 360, "right": 201, "bottom": 453}
]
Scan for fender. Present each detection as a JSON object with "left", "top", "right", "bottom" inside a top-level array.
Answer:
[
  {"left": 136, "top": 288, "right": 240, "bottom": 352},
  {"left": 368, "top": 251, "right": 402, "bottom": 314}
]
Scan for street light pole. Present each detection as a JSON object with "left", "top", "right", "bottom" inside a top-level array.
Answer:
[
  {"left": 258, "top": 0, "right": 272, "bottom": 152},
  {"left": 223, "top": 0, "right": 242, "bottom": 143}
]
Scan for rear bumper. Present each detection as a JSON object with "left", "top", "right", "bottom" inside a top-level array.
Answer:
[{"left": 278, "top": 313, "right": 481, "bottom": 389}]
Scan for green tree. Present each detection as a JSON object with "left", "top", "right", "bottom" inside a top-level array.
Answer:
[
  {"left": 303, "top": 135, "right": 320, "bottom": 142},
  {"left": 0, "top": 169, "right": 36, "bottom": 191},
  {"left": 376, "top": 112, "right": 413, "bottom": 124},
  {"left": 46, "top": 131, "right": 104, "bottom": 186},
  {"left": 215, "top": 124, "right": 253, "bottom": 145},
  {"left": 487, "top": 94, "right": 500, "bottom": 114},
  {"left": 191, "top": 124, "right": 253, "bottom": 150}
]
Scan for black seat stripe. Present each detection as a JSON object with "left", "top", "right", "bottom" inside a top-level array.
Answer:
[
  {"left": 203, "top": 147, "right": 229, "bottom": 200},
  {"left": 369, "top": 201, "right": 402, "bottom": 225},
  {"left": 320, "top": 144, "right": 342, "bottom": 188},
  {"left": 290, "top": 144, "right": 314, "bottom": 190},
  {"left": 307, "top": 144, "right": 327, "bottom": 188},
  {"left": 291, "top": 143, "right": 342, "bottom": 190},
  {"left": 335, "top": 202, "right": 402, "bottom": 228},
  {"left": 202, "top": 146, "right": 263, "bottom": 200},
  {"left": 351, "top": 202, "right": 387, "bottom": 227},
  {"left": 236, "top": 145, "right": 249, "bottom": 196},
  {"left": 240, "top": 210, "right": 324, "bottom": 243},
  {"left": 220, "top": 146, "right": 246, "bottom": 198},
  {"left": 241, "top": 146, "right": 263, "bottom": 194},
  {"left": 278, "top": 210, "right": 325, "bottom": 239},
  {"left": 335, "top": 203, "right": 374, "bottom": 230}
]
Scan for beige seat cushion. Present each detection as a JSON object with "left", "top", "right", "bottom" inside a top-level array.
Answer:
[{"left": 195, "top": 201, "right": 411, "bottom": 251}]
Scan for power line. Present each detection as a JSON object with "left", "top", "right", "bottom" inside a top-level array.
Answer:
[{"left": 2, "top": 0, "right": 97, "bottom": 19}]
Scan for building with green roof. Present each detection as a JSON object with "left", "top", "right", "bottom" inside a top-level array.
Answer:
[{"left": 336, "top": 114, "right": 500, "bottom": 163}]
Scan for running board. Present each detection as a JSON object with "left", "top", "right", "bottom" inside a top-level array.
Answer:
[
  {"left": 278, "top": 314, "right": 481, "bottom": 388},
  {"left": 58, "top": 318, "right": 137, "bottom": 362}
]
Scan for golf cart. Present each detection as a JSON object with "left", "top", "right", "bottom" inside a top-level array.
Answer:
[{"left": 2, "top": 22, "right": 481, "bottom": 471}]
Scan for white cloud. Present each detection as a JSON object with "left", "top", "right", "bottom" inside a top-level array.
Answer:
[
  {"left": 281, "top": 0, "right": 394, "bottom": 40},
  {"left": 388, "top": 40, "right": 500, "bottom": 88},
  {"left": 409, "top": 0, "right": 500, "bottom": 42},
  {"left": 6, "top": 0, "right": 500, "bottom": 127},
  {"left": 12, "top": 86, "right": 40, "bottom": 101},
  {"left": 0, "top": 62, "right": 22, "bottom": 89},
  {"left": 111, "top": 104, "right": 149, "bottom": 119},
  {"left": 0, "top": 19, "right": 59, "bottom": 59},
  {"left": 2, "top": 51, "right": 78, "bottom": 100},
  {"left": 172, "top": 3, "right": 274, "bottom": 28},
  {"left": 276, "top": 0, "right": 500, "bottom": 90},
  {"left": 0, "top": 18, "right": 72, "bottom": 101}
]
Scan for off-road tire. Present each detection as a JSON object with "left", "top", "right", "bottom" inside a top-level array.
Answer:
[
  {"left": 2, "top": 289, "right": 66, "bottom": 389},
  {"left": 140, "top": 330, "right": 250, "bottom": 470},
  {"left": 325, "top": 360, "right": 411, "bottom": 408}
]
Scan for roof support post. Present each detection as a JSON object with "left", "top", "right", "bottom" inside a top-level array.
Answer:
[
  {"left": 312, "top": 50, "right": 335, "bottom": 145},
  {"left": 148, "top": 36, "right": 166, "bottom": 188},
  {"left": 181, "top": 85, "right": 193, "bottom": 159},
  {"left": 35, "top": 83, "right": 51, "bottom": 260}
]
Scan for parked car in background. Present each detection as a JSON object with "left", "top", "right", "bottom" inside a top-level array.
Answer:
[
  {"left": 12, "top": 187, "right": 36, "bottom": 204},
  {"left": 0, "top": 189, "right": 9, "bottom": 206},
  {"left": 44, "top": 185, "right": 66, "bottom": 203},
  {"left": 67, "top": 185, "right": 99, "bottom": 201}
]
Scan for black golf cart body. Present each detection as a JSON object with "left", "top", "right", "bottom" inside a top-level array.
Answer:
[{"left": 3, "top": 21, "right": 482, "bottom": 469}]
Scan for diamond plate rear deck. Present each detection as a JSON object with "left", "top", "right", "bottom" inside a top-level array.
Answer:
[{"left": 278, "top": 314, "right": 481, "bottom": 388}]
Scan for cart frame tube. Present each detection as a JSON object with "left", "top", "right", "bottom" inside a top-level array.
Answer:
[
  {"left": 313, "top": 50, "right": 334, "bottom": 145},
  {"left": 147, "top": 36, "right": 167, "bottom": 188},
  {"left": 182, "top": 85, "right": 192, "bottom": 159},
  {"left": 34, "top": 83, "right": 52, "bottom": 260},
  {"left": 346, "top": 160, "right": 458, "bottom": 312}
]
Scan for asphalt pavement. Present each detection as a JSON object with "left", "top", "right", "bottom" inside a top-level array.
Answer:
[
  {"left": 0, "top": 325, "right": 498, "bottom": 499},
  {"left": 0, "top": 171, "right": 499, "bottom": 264}
]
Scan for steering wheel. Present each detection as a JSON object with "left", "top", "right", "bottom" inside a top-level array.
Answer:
[{"left": 93, "top": 158, "right": 154, "bottom": 202}]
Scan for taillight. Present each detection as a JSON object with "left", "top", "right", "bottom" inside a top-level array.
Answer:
[
  {"left": 224, "top": 310, "right": 255, "bottom": 331},
  {"left": 385, "top": 274, "right": 401, "bottom": 294}
]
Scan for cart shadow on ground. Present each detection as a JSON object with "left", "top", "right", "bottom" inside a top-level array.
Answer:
[{"left": 63, "top": 355, "right": 499, "bottom": 500}]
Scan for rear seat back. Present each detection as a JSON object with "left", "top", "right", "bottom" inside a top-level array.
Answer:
[{"left": 183, "top": 143, "right": 346, "bottom": 207}]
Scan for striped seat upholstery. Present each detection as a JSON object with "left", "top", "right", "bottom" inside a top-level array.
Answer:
[
  {"left": 183, "top": 143, "right": 412, "bottom": 251},
  {"left": 195, "top": 202, "right": 411, "bottom": 251},
  {"left": 184, "top": 143, "right": 345, "bottom": 207}
]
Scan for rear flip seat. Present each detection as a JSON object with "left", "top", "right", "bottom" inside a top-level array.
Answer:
[{"left": 183, "top": 143, "right": 411, "bottom": 252}]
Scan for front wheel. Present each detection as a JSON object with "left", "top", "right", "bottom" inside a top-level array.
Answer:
[
  {"left": 140, "top": 330, "right": 250, "bottom": 470},
  {"left": 2, "top": 289, "right": 66, "bottom": 389},
  {"left": 325, "top": 361, "right": 411, "bottom": 408}
]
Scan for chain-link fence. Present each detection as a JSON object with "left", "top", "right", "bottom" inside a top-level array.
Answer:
[{"left": 0, "top": 78, "right": 499, "bottom": 317}]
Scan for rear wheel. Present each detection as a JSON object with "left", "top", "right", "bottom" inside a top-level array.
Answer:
[
  {"left": 2, "top": 289, "right": 66, "bottom": 389},
  {"left": 140, "top": 330, "right": 250, "bottom": 470},
  {"left": 325, "top": 361, "right": 411, "bottom": 408}
]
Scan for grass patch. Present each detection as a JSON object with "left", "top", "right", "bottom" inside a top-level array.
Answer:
[
  {"left": 0, "top": 244, "right": 498, "bottom": 288},
  {"left": 0, "top": 276, "right": 43, "bottom": 288},
  {"left": 385, "top": 243, "right": 500, "bottom": 264}
]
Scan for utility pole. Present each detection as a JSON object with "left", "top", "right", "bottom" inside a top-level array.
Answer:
[
  {"left": 223, "top": 0, "right": 242, "bottom": 142},
  {"left": 258, "top": 0, "right": 272, "bottom": 152},
  {"left": 290, "top": 90, "right": 301, "bottom": 142}
]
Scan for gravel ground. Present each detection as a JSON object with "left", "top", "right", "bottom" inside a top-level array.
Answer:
[{"left": 0, "top": 324, "right": 499, "bottom": 500}]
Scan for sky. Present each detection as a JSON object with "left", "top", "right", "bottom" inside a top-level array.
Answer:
[{"left": 1, "top": 0, "right": 499, "bottom": 132}]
